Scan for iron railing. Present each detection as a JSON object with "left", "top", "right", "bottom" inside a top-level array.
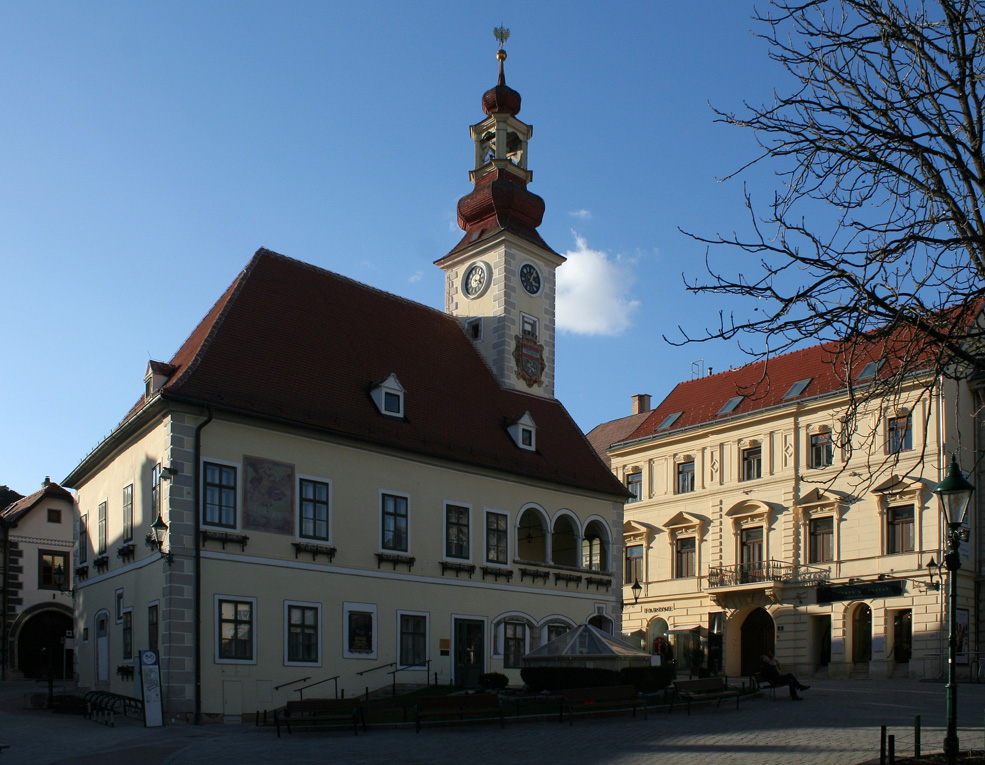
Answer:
[{"left": 707, "top": 559, "right": 830, "bottom": 588}]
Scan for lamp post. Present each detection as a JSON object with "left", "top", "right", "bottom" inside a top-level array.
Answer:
[
  {"left": 631, "top": 577, "right": 643, "bottom": 605},
  {"left": 933, "top": 454, "right": 975, "bottom": 765}
]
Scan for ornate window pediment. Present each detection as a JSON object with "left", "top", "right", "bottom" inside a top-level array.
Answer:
[
  {"left": 797, "top": 488, "right": 847, "bottom": 519},
  {"left": 623, "top": 519, "right": 656, "bottom": 546},
  {"left": 872, "top": 475, "right": 923, "bottom": 505},
  {"left": 725, "top": 500, "right": 771, "bottom": 526},
  {"left": 660, "top": 511, "right": 706, "bottom": 540}
]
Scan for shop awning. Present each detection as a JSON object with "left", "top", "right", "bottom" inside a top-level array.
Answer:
[{"left": 668, "top": 624, "right": 702, "bottom": 633}]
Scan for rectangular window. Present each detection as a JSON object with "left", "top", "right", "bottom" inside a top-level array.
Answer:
[
  {"left": 888, "top": 415, "right": 913, "bottom": 453},
  {"left": 38, "top": 550, "right": 69, "bottom": 590},
  {"left": 204, "top": 462, "right": 237, "bottom": 528},
  {"left": 675, "top": 537, "right": 696, "bottom": 578},
  {"left": 626, "top": 472, "right": 642, "bottom": 503},
  {"left": 740, "top": 527, "right": 764, "bottom": 581},
  {"left": 520, "top": 313, "right": 538, "bottom": 340},
  {"left": 445, "top": 504, "right": 469, "bottom": 559},
  {"left": 287, "top": 604, "right": 320, "bottom": 664},
  {"left": 399, "top": 613, "right": 427, "bottom": 668},
  {"left": 148, "top": 604, "right": 159, "bottom": 652},
  {"left": 384, "top": 391, "right": 401, "bottom": 413},
  {"left": 485, "top": 511, "right": 508, "bottom": 564},
  {"left": 122, "top": 610, "right": 133, "bottom": 661},
  {"left": 676, "top": 461, "right": 695, "bottom": 494},
  {"left": 810, "top": 432, "right": 833, "bottom": 469},
  {"left": 299, "top": 478, "right": 330, "bottom": 540},
  {"left": 47, "top": 508, "right": 61, "bottom": 523},
  {"left": 381, "top": 493, "right": 409, "bottom": 551},
  {"left": 504, "top": 622, "right": 526, "bottom": 668},
  {"left": 218, "top": 598, "right": 254, "bottom": 661},
  {"left": 888, "top": 505, "right": 915, "bottom": 554},
  {"left": 347, "top": 610, "right": 374, "bottom": 655},
  {"left": 97, "top": 501, "right": 107, "bottom": 555},
  {"left": 624, "top": 543, "right": 643, "bottom": 585},
  {"left": 809, "top": 517, "right": 834, "bottom": 563},
  {"left": 122, "top": 484, "right": 133, "bottom": 543},
  {"left": 741, "top": 447, "right": 762, "bottom": 481},
  {"left": 151, "top": 463, "right": 161, "bottom": 518},
  {"left": 79, "top": 514, "right": 88, "bottom": 564},
  {"left": 547, "top": 624, "right": 570, "bottom": 642}
]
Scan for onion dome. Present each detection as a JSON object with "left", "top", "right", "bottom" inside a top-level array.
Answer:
[
  {"left": 457, "top": 168, "right": 545, "bottom": 232},
  {"left": 482, "top": 49, "right": 521, "bottom": 116}
]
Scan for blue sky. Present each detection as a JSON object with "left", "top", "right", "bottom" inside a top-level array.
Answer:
[{"left": 1, "top": 2, "right": 787, "bottom": 496}]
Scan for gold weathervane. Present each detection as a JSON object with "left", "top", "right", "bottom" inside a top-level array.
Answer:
[{"left": 494, "top": 26, "right": 510, "bottom": 48}]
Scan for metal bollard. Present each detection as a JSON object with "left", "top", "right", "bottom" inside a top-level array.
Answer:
[
  {"left": 888, "top": 734, "right": 895, "bottom": 765},
  {"left": 914, "top": 715, "right": 920, "bottom": 759},
  {"left": 880, "top": 725, "right": 887, "bottom": 765}
]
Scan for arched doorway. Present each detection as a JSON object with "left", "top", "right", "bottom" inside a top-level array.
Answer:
[
  {"left": 893, "top": 610, "right": 912, "bottom": 664},
  {"left": 16, "top": 609, "right": 72, "bottom": 679},
  {"left": 852, "top": 604, "right": 872, "bottom": 664},
  {"left": 740, "top": 607, "right": 775, "bottom": 676},
  {"left": 648, "top": 618, "right": 672, "bottom": 665}
]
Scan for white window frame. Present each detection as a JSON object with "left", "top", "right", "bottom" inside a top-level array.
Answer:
[
  {"left": 343, "top": 601, "right": 378, "bottom": 660},
  {"left": 379, "top": 490, "right": 411, "bottom": 554},
  {"left": 396, "top": 610, "right": 430, "bottom": 670},
  {"left": 370, "top": 372, "right": 405, "bottom": 418},
  {"left": 443, "top": 501, "right": 472, "bottom": 562},
  {"left": 484, "top": 508, "right": 510, "bottom": 566},
  {"left": 297, "top": 474, "right": 332, "bottom": 543},
  {"left": 201, "top": 457, "right": 241, "bottom": 531},
  {"left": 215, "top": 594, "right": 258, "bottom": 665},
  {"left": 507, "top": 411, "right": 537, "bottom": 451},
  {"left": 284, "top": 600, "right": 322, "bottom": 667}
]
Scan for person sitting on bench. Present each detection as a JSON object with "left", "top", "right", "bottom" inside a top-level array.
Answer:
[{"left": 761, "top": 654, "right": 810, "bottom": 700}]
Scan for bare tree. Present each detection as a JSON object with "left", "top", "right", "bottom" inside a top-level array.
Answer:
[{"left": 677, "top": 0, "right": 985, "bottom": 462}]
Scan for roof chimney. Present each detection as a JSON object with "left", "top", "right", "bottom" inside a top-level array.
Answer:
[
  {"left": 43, "top": 476, "right": 50, "bottom": 488},
  {"left": 632, "top": 394, "right": 651, "bottom": 415}
]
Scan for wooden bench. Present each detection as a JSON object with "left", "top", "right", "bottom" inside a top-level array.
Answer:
[
  {"left": 559, "top": 685, "right": 644, "bottom": 723},
  {"left": 669, "top": 677, "right": 740, "bottom": 715},
  {"left": 274, "top": 698, "right": 365, "bottom": 737},
  {"left": 414, "top": 693, "right": 503, "bottom": 733}
]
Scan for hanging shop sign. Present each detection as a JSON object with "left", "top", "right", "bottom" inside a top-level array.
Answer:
[{"left": 816, "top": 581, "right": 904, "bottom": 604}]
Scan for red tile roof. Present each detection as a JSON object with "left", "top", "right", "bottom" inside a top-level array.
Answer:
[
  {"left": 132, "top": 248, "right": 625, "bottom": 497},
  {"left": 613, "top": 307, "right": 979, "bottom": 448},
  {"left": 1, "top": 481, "right": 73, "bottom": 527},
  {"left": 586, "top": 412, "right": 651, "bottom": 468}
]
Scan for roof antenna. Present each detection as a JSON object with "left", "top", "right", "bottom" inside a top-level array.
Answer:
[{"left": 690, "top": 360, "right": 704, "bottom": 380}]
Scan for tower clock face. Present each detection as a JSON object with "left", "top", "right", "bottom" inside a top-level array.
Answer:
[
  {"left": 519, "top": 263, "right": 541, "bottom": 295},
  {"left": 462, "top": 261, "right": 490, "bottom": 298}
]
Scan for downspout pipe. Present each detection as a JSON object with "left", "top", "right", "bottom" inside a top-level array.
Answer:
[{"left": 193, "top": 406, "right": 213, "bottom": 725}]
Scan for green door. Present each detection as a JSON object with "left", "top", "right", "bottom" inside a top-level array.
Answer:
[{"left": 454, "top": 619, "right": 484, "bottom": 688}]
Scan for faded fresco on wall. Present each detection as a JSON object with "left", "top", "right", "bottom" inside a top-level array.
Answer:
[{"left": 243, "top": 455, "right": 294, "bottom": 534}]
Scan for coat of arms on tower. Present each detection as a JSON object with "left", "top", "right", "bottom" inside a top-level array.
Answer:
[{"left": 513, "top": 335, "right": 545, "bottom": 387}]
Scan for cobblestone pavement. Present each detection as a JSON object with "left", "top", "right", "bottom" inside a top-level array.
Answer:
[{"left": 4, "top": 678, "right": 985, "bottom": 764}]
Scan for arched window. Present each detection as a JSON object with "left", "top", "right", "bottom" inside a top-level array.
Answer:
[
  {"left": 581, "top": 519, "right": 609, "bottom": 571},
  {"left": 517, "top": 506, "right": 548, "bottom": 562},
  {"left": 551, "top": 513, "right": 579, "bottom": 567}
]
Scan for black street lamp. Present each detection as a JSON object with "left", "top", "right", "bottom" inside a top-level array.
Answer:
[
  {"left": 933, "top": 454, "right": 975, "bottom": 765},
  {"left": 631, "top": 577, "right": 643, "bottom": 605}
]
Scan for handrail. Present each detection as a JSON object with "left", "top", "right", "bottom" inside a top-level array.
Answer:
[
  {"left": 708, "top": 559, "right": 830, "bottom": 589},
  {"left": 293, "top": 674, "right": 340, "bottom": 700},
  {"left": 356, "top": 661, "right": 395, "bottom": 677},
  {"left": 386, "top": 660, "right": 432, "bottom": 697},
  {"left": 274, "top": 676, "right": 311, "bottom": 691}
]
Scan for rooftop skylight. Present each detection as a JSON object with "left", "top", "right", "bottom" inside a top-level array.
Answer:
[
  {"left": 718, "top": 396, "right": 744, "bottom": 416},
  {"left": 782, "top": 378, "right": 813, "bottom": 400},
  {"left": 656, "top": 412, "right": 683, "bottom": 431}
]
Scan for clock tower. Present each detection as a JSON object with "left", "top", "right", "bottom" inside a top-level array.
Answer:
[{"left": 435, "top": 33, "right": 564, "bottom": 399}]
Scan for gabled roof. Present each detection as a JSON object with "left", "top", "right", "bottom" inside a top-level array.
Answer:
[
  {"left": 74, "top": 248, "right": 625, "bottom": 498},
  {"left": 1, "top": 481, "right": 72, "bottom": 527}
]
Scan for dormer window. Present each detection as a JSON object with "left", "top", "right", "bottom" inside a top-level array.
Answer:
[
  {"left": 855, "top": 360, "right": 883, "bottom": 382},
  {"left": 370, "top": 373, "right": 406, "bottom": 418},
  {"left": 507, "top": 412, "right": 537, "bottom": 452},
  {"left": 144, "top": 360, "right": 177, "bottom": 402}
]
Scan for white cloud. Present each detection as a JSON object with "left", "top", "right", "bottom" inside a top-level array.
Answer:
[
  {"left": 408, "top": 270, "right": 423, "bottom": 283},
  {"left": 569, "top": 209, "right": 592, "bottom": 220},
  {"left": 556, "top": 234, "right": 640, "bottom": 336}
]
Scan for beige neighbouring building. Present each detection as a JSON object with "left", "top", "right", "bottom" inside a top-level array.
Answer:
[
  {"left": 0, "top": 479, "right": 76, "bottom": 681},
  {"left": 63, "top": 45, "right": 628, "bottom": 723},
  {"left": 589, "top": 335, "right": 983, "bottom": 682}
]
